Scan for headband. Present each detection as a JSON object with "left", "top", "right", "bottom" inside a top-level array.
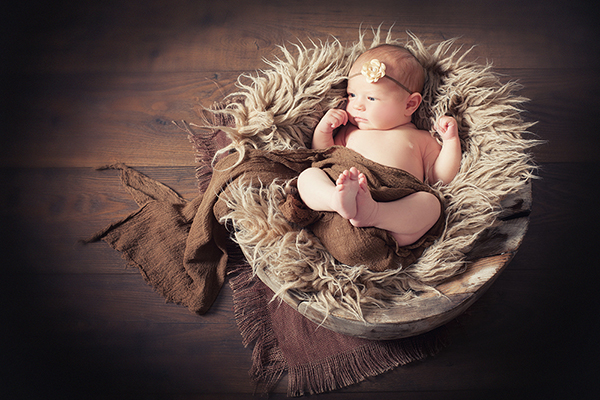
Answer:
[{"left": 348, "top": 59, "right": 414, "bottom": 95}]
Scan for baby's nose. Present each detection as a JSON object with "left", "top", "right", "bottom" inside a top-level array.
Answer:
[{"left": 353, "top": 100, "right": 365, "bottom": 110}]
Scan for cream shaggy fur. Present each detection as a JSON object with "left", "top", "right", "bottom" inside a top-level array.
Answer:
[{"left": 205, "top": 27, "right": 540, "bottom": 320}]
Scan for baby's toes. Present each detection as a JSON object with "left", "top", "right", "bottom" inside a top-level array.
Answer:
[
  {"left": 336, "top": 170, "right": 349, "bottom": 185},
  {"left": 357, "top": 173, "right": 368, "bottom": 191},
  {"left": 348, "top": 167, "right": 360, "bottom": 180}
]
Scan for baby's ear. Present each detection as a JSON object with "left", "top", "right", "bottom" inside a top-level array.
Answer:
[{"left": 405, "top": 93, "right": 423, "bottom": 116}]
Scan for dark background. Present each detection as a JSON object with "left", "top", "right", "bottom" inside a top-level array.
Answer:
[{"left": 2, "top": 0, "right": 599, "bottom": 398}]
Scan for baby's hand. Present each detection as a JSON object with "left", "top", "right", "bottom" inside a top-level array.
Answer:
[
  {"left": 435, "top": 115, "right": 459, "bottom": 141},
  {"left": 312, "top": 109, "right": 349, "bottom": 149},
  {"left": 316, "top": 109, "right": 349, "bottom": 134}
]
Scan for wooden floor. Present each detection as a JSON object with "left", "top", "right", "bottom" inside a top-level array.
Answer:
[{"left": 2, "top": 0, "right": 599, "bottom": 398}]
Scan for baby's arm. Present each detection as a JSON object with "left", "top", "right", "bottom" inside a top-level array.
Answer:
[
  {"left": 429, "top": 116, "right": 462, "bottom": 184},
  {"left": 312, "top": 109, "right": 348, "bottom": 149}
]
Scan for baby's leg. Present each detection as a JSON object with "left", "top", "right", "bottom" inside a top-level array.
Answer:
[
  {"left": 350, "top": 179, "right": 441, "bottom": 247},
  {"left": 297, "top": 167, "right": 361, "bottom": 219}
]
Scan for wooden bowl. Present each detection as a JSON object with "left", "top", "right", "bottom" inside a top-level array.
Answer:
[{"left": 256, "top": 182, "right": 532, "bottom": 340}]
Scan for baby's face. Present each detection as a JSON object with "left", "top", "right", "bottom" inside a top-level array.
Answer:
[{"left": 345, "top": 74, "right": 409, "bottom": 131}]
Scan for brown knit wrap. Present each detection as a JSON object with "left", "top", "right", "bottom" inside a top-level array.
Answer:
[{"left": 280, "top": 146, "right": 444, "bottom": 272}]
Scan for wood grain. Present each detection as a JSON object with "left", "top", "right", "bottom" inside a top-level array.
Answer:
[
  {"left": 6, "top": 0, "right": 598, "bottom": 74},
  {"left": 2, "top": 0, "right": 598, "bottom": 398},
  {"left": 3, "top": 66, "right": 597, "bottom": 168}
]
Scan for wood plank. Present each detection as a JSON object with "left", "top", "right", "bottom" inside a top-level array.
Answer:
[
  {"left": 6, "top": 318, "right": 255, "bottom": 396},
  {"left": 530, "top": 162, "right": 600, "bottom": 232},
  {"left": 0, "top": 167, "right": 200, "bottom": 274},
  {"left": 5, "top": 0, "right": 598, "bottom": 74},
  {"left": 2, "top": 66, "right": 597, "bottom": 169},
  {"left": 5, "top": 268, "right": 572, "bottom": 396},
  {"left": 26, "top": 273, "right": 237, "bottom": 324},
  {"left": 514, "top": 68, "right": 600, "bottom": 164},
  {"left": 2, "top": 72, "right": 239, "bottom": 168}
]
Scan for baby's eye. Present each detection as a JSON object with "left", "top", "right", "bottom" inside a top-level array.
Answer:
[
  {"left": 367, "top": 96, "right": 376, "bottom": 101},
  {"left": 347, "top": 93, "right": 356, "bottom": 98}
]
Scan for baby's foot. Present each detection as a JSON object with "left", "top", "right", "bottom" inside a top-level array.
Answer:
[
  {"left": 331, "top": 167, "right": 361, "bottom": 219},
  {"left": 349, "top": 173, "right": 378, "bottom": 228}
]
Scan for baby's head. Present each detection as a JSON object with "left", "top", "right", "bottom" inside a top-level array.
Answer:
[
  {"left": 345, "top": 45, "right": 426, "bottom": 130},
  {"left": 350, "top": 44, "right": 426, "bottom": 95}
]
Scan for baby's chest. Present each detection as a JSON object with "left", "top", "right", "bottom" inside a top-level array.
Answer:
[{"left": 346, "top": 132, "right": 423, "bottom": 172}]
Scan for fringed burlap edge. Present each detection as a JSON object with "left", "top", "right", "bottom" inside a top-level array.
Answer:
[
  {"left": 229, "top": 265, "right": 447, "bottom": 397},
  {"left": 287, "top": 336, "right": 445, "bottom": 397},
  {"left": 229, "top": 267, "right": 287, "bottom": 393}
]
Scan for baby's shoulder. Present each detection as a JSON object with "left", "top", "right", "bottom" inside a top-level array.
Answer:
[
  {"left": 402, "top": 125, "right": 436, "bottom": 143},
  {"left": 406, "top": 127, "right": 440, "bottom": 160}
]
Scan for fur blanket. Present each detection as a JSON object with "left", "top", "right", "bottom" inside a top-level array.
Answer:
[{"left": 198, "top": 28, "right": 540, "bottom": 319}]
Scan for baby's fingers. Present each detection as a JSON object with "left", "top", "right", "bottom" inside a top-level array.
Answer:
[
  {"left": 438, "top": 115, "right": 457, "bottom": 128},
  {"left": 328, "top": 110, "right": 348, "bottom": 128},
  {"left": 436, "top": 116, "right": 459, "bottom": 140}
]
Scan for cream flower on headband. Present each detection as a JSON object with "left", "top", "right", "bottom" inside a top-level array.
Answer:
[{"left": 361, "top": 59, "right": 387, "bottom": 83}]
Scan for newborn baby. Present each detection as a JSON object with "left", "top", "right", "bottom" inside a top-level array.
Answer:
[{"left": 297, "top": 44, "right": 461, "bottom": 247}]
